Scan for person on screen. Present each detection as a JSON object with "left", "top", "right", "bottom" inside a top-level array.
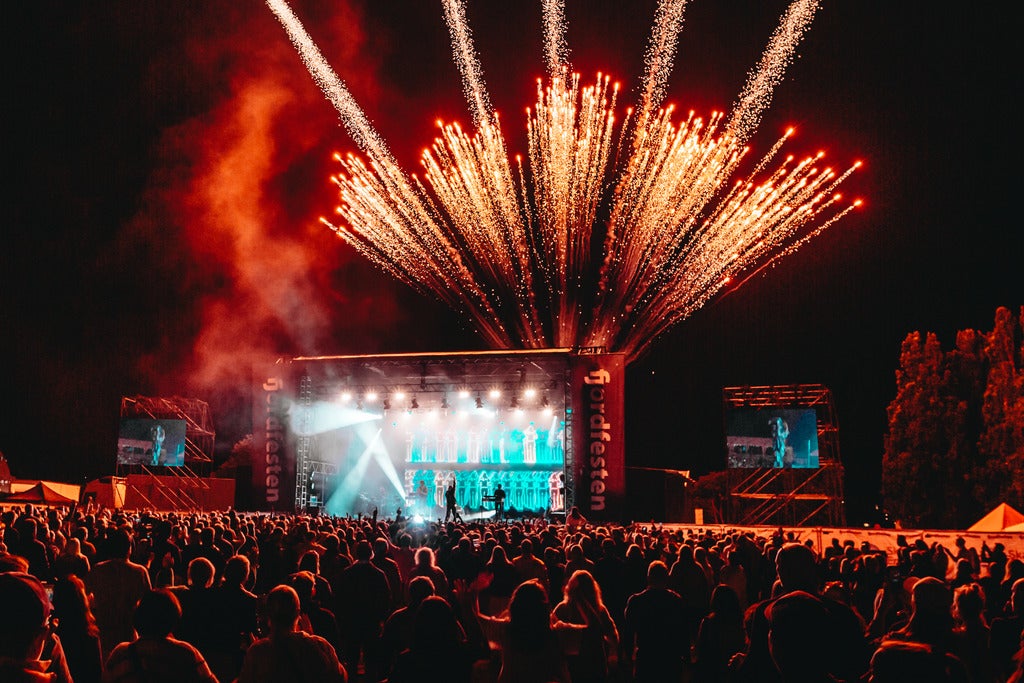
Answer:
[
  {"left": 770, "top": 416, "right": 790, "bottom": 468},
  {"left": 150, "top": 423, "right": 166, "bottom": 466}
]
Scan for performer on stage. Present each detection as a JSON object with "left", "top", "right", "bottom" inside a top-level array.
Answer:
[
  {"left": 522, "top": 422, "right": 537, "bottom": 464},
  {"left": 416, "top": 479, "right": 429, "bottom": 515},
  {"left": 770, "top": 416, "right": 790, "bottom": 468},
  {"left": 444, "top": 482, "right": 463, "bottom": 523},
  {"left": 492, "top": 483, "right": 506, "bottom": 521}
]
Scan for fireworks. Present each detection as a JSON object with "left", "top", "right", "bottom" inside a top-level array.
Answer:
[{"left": 267, "top": 0, "right": 860, "bottom": 361}]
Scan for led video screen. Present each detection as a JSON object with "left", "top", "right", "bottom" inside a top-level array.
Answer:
[
  {"left": 116, "top": 419, "right": 187, "bottom": 466},
  {"left": 308, "top": 400, "right": 567, "bottom": 517},
  {"left": 725, "top": 407, "right": 819, "bottom": 468}
]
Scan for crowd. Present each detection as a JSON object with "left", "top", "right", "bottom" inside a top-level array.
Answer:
[{"left": 2, "top": 500, "right": 1024, "bottom": 682}]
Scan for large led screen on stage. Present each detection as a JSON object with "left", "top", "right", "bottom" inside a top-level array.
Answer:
[
  {"left": 116, "top": 419, "right": 187, "bottom": 466},
  {"left": 305, "top": 398, "right": 567, "bottom": 518},
  {"left": 725, "top": 407, "right": 819, "bottom": 468}
]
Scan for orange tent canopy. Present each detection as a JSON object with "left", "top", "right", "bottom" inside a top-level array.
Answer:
[
  {"left": 2, "top": 481, "right": 77, "bottom": 506},
  {"left": 968, "top": 502, "right": 1024, "bottom": 532}
]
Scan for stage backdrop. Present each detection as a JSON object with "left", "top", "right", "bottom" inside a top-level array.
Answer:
[{"left": 570, "top": 353, "right": 626, "bottom": 521}]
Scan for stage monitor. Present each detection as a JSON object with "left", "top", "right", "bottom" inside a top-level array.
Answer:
[
  {"left": 725, "top": 407, "right": 819, "bottom": 468},
  {"left": 116, "top": 419, "right": 187, "bottom": 466}
]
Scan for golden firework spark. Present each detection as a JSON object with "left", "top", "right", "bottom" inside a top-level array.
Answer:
[{"left": 268, "top": 0, "right": 860, "bottom": 361}]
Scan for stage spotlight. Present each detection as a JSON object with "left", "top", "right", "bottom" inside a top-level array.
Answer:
[
  {"left": 510, "top": 395, "right": 519, "bottom": 409},
  {"left": 366, "top": 391, "right": 378, "bottom": 402},
  {"left": 541, "top": 394, "right": 549, "bottom": 408},
  {"left": 475, "top": 395, "right": 484, "bottom": 409},
  {"left": 394, "top": 391, "right": 406, "bottom": 401},
  {"left": 524, "top": 388, "right": 536, "bottom": 399},
  {"left": 441, "top": 395, "right": 450, "bottom": 410},
  {"left": 383, "top": 398, "right": 391, "bottom": 411},
  {"left": 489, "top": 388, "right": 501, "bottom": 399},
  {"left": 458, "top": 388, "right": 470, "bottom": 399},
  {"left": 411, "top": 397, "right": 419, "bottom": 410},
  {"left": 340, "top": 391, "right": 352, "bottom": 403}
]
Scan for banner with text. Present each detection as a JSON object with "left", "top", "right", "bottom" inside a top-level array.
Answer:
[
  {"left": 251, "top": 371, "right": 295, "bottom": 511},
  {"left": 570, "top": 353, "right": 626, "bottom": 521}
]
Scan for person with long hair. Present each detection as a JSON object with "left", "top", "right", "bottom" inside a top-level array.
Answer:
[
  {"left": 407, "top": 545, "right": 452, "bottom": 602},
  {"left": 52, "top": 574, "right": 103, "bottom": 683},
  {"left": 481, "top": 544, "right": 519, "bottom": 616},
  {"left": 53, "top": 537, "right": 91, "bottom": 581},
  {"left": 952, "top": 582, "right": 993, "bottom": 683},
  {"left": 693, "top": 584, "right": 745, "bottom": 683},
  {"left": 551, "top": 569, "right": 619, "bottom": 683},
  {"left": 465, "top": 577, "right": 576, "bottom": 683}
]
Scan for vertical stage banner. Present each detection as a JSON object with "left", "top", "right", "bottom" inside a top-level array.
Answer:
[
  {"left": 571, "top": 353, "right": 626, "bottom": 521},
  {"left": 252, "top": 369, "right": 295, "bottom": 511}
]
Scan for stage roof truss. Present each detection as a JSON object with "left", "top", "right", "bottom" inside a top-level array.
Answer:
[{"left": 286, "top": 350, "right": 573, "bottom": 410}]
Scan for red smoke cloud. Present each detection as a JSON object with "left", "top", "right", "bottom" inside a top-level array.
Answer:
[
  {"left": 103, "top": 1, "right": 481, "bottom": 447},
  {"left": 124, "top": 3, "right": 435, "bottom": 410}
]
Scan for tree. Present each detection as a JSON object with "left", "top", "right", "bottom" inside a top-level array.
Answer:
[
  {"left": 882, "top": 306, "right": 1024, "bottom": 528},
  {"left": 976, "top": 307, "right": 1024, "bottom": 506}
]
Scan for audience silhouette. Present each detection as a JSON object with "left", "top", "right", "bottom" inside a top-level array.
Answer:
[{"left": 1, "top": 502, "right": 1023, "bottom": 683}]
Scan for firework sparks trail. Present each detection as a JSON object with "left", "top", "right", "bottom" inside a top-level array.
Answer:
[
  {"left": 268, "top": 0, "right": 861, "bottom": 362},
  {"left": 265, "top": 0, "right": 392, "bottom": 166},
  {"left": 541, "top": 0, "right": 569, "bottom": 78},
  {"left": 638, "top": 0, "right": 688, "bottom": 121},
  {"left": 441, "top": 0, "right": 493, "bottom": 128},
  {"left": 528, "top": 73, "right": 619, "bottom": 346},
  {"left": 726, "top": 0, "right": 821, "bottom": 143}
]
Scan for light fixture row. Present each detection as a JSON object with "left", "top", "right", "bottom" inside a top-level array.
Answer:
[{"left": 335, "top": 386, "right": 554, "bottom": 412}]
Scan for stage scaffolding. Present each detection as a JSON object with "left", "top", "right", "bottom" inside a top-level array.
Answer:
[
  {"left": 721, "top": 384, "right": 846, "bottom": 527},
  {"left": 117, "top": 395, "right": 216, "bottom": 510}
]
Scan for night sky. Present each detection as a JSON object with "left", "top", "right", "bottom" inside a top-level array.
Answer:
[{"left": 3, "top": 1, "right": 1018, "bottom": 524}]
